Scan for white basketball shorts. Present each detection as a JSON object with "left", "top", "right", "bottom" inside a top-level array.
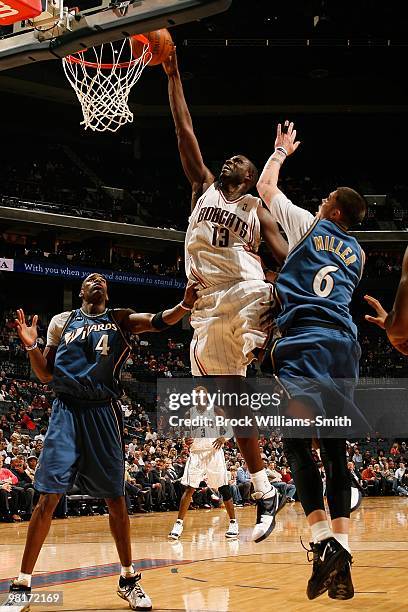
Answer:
[
  {"left": 181, "top": 448, "right": 229, "bottom": 489},
  {"left": 190, "top": 279, "right": 273, "bottom": 376}
]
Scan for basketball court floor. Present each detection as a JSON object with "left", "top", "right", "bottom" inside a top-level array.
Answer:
[{"left": 1, "top": 498, "right": 407, "bottom": 611}]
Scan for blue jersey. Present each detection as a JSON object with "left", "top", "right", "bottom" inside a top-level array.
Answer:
[
  {"left": 51, "top": 308, "right": 130, "bottom": 401},
  {"left": 275, "top": 219, "right": 364, "bottom": 338}
]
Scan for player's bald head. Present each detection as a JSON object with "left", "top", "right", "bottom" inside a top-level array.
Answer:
[
  {"left": 219, "top": 154, "right": 258, "bottom": 191},
  {"left": 79, "top": 273, "right": 108, "bottom": 303},
  {"left": 81, "top": 273, "right": 107, "bottom": 289}
]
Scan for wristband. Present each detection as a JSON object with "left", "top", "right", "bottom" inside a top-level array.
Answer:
[
  {"left": 25, "top": 341, "right": 38, "bottom": 351},
  {"left": 180, "top": 301, "right": 193, "bottom": 311},
  {"left": 151, "top": 311, "right": 170, "bottom": 330},
  {"left": 275, "top": 146, "right": 288, "bottom": 156}
]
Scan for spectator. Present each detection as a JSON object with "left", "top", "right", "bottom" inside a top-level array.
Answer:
[
  {"left": 25, "top": 455, "right": 38, "bottom": 482},
  {"left": 236, "top": 461, "right": 251, "bottom": 504},
  {"left": 0, "top": 454, "right": 22, "bottom": 521},
  {"left": 361, "top": 465, "right": 381, "bottom": 496},
  {"left": 280, "top": 466, "right": 297, "bottom": 502},
  {"left": 9, "top": 456, "right": 36, "bottom": 517},
  {"left": 352, "top": 449, "right": 364, "bottom": 472},
  {"left": 227, "top": 467, "right": 243, "bottom": 507}
]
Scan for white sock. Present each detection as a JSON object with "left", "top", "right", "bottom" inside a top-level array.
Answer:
[
  {"left": 311, "top": 520, "right": 332, "bottom": 544},
  {"left": 250, "top": 469, "right": 276, "bottom": 499},
  {"left": 333, "top": 533, "right": 350, "bottom": 553},
  {"left": 121, "top": 565, "right": 135, "bottom": 578},
  {"left": 17, "top": 573, "right": 31, "bottom": 587}
]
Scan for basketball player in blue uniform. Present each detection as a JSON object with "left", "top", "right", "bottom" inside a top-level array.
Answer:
[
  {"left": 5, "top": 273, "right": 197, "bottom": 611},
  {"left": 257, "top": 121, "right": 367, "bottom": 600}
]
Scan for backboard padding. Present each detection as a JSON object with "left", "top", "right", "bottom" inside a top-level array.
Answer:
[{"left": 0, "top": 0, "right": 232, "bottom": 71}]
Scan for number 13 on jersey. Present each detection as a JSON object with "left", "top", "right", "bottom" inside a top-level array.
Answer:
[{"left": 212, "top": 225, "right": 229, "bottom": 247}]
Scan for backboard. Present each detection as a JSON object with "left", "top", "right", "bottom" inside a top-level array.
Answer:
[{"left": 0, "top": 0, "right": 232, "bottom": 70}]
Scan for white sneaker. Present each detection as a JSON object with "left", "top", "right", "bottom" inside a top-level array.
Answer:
[
  {"left": 1, "top": 580, "right": 31, "bottom": 611},
  {"left": 117, "top": 573, "right": 152, "bottom": 610},
  {"left": 251, "top": 489, "right": 287, "bottom": 543},
  {"left": 168, "top": 519, "right": 183, "bottom": 540},
  {"left": 225, "top": 519, "right": 239, "bottom": 539}
]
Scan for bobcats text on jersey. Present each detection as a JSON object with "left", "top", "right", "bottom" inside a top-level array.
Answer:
[{"left": 197, "top": 206, "right": 249, "bottom": 239}]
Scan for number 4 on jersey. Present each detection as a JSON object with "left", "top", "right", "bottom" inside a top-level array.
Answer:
[{"left": 95, "top": 334, "right": 110, "bottom": 355}]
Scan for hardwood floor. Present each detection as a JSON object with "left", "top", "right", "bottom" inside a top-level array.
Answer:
[{"left": 0, "top": 498, "right": 407, "bottom": 611}]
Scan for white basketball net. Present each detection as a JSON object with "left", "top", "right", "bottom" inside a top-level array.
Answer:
[{"left": 62, "top": 37, "right": 151, "bottom": 133}]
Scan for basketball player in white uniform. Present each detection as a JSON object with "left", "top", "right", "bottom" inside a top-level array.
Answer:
[
  {"left": 163, "top": 51, "right": 288, "bottom": 542},
  {"left": 168, "top": 387, "right": 238, "bottom": 540}
]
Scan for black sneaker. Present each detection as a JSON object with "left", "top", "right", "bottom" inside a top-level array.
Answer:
[
  {"left": 328, "top": 555, "right": 354, "bottom": 600},
  {"left": 305, "top": 537, "right": 350, "bottom": 600},
  {"left": 251, "top": 489, "right": 287, "bottom": 543},
  {"left": 1, "top": 580, "right": 31, "bottom": 610}
]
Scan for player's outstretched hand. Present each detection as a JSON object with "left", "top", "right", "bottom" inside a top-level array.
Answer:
[
  {"left": 183, "top": 281, "right": 199, "bottom": 309},
  {"left": 275, "top": 120, "right": 301, "bottom": 156},
  {"left": 15, "top": 309, "right": 38, "bottom": 347},
  {"left": 364, "top": 295, "right": 388, "bottom": 329},
  {"left": 162, "top": 47, "right": 178, "bottom": 77}
]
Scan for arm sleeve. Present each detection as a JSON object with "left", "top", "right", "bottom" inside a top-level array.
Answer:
[
  {"left": 46, "top": 312, "right": 71, "bottom": 347},
  {"left": 268, "top": 191, "right": 315, "bottom": 251}
]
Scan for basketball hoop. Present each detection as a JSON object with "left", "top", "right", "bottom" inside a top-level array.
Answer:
[{"left": 62, "top": 35, "right": 152, "bottom": 133}]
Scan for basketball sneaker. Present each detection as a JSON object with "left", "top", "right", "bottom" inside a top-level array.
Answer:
[
  {"left": 2, "top": 580, "right": 31, "bottom": 610},
  {"left": 117, "top": 573, "right": 152, "bottom": 610},
  {"left": 328, "top": 555, "right": 354, "bottom": 600},
  {"left": 225, "top": 519, "right": 239, "bottom": 539},
  {"left": 304, "top": 537, "right": 350, "bottom": 600},
  {"left": 350, "top": 487, "right": 363, "bottom": 512},
  {"left": 251, "top": 489, "right": 287, "bottom": 543},
  {"left": 168, "top": 518, "right": 184, "bottom": 540}
]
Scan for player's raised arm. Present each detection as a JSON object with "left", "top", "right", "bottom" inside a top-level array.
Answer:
[
  {"left": 121, "top": 281, "right": 198, "bottom": 334},
  {"left": 163, "top": 50, "right": 214, "bottom": 206},
  {"left": 257, "top": 121, "right": 314, "bottom": 251},
  {"left": 257, "top": 120, "right": 301, "bottom": 205},
  {"left": 15, "top": 309, "right": 55, "bottom": 382},
  {"left": 365, "top": 246, "right": 408, "bottom": 355}
]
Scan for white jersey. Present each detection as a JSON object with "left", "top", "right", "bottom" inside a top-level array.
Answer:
[
  {"left": 185, "top": 183, "right": 265, "bottom": 288},
  {"left": 189, "top": 405, "right": 220, "bottom": 452}
]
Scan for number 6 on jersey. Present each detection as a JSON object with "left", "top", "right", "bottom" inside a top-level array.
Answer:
[{"left": 313, "top": 265, "right": 339, "bottom": 298}]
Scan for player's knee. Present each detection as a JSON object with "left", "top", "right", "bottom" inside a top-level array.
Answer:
[
  {"left": 37, "top": 493, "right": 62, "bottom": 515},
  {"left": 105, "top": 495, "right": 127, "bottom": 515},
  {"left": 283, "top": 438, "right": 313, "bottom": 473},
  {"left": 218, "top": 485, "right": 232, "bottom": 501}
]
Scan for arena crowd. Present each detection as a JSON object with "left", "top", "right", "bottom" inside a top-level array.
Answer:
[{"left": 1, "top": 373, "right": 407, "bottom": 523}]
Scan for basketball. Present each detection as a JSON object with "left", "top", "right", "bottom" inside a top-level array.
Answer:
[{"left": 131, "top": 29, "right": 174, "bottom": 66}]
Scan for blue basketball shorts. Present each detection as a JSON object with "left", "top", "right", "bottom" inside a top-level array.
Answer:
[
  {"left": 271, "top": 326, "right": 370, "bottom": 435},
  {"left": 34, "top": 397, "right": 125, "bottom": 498}
]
